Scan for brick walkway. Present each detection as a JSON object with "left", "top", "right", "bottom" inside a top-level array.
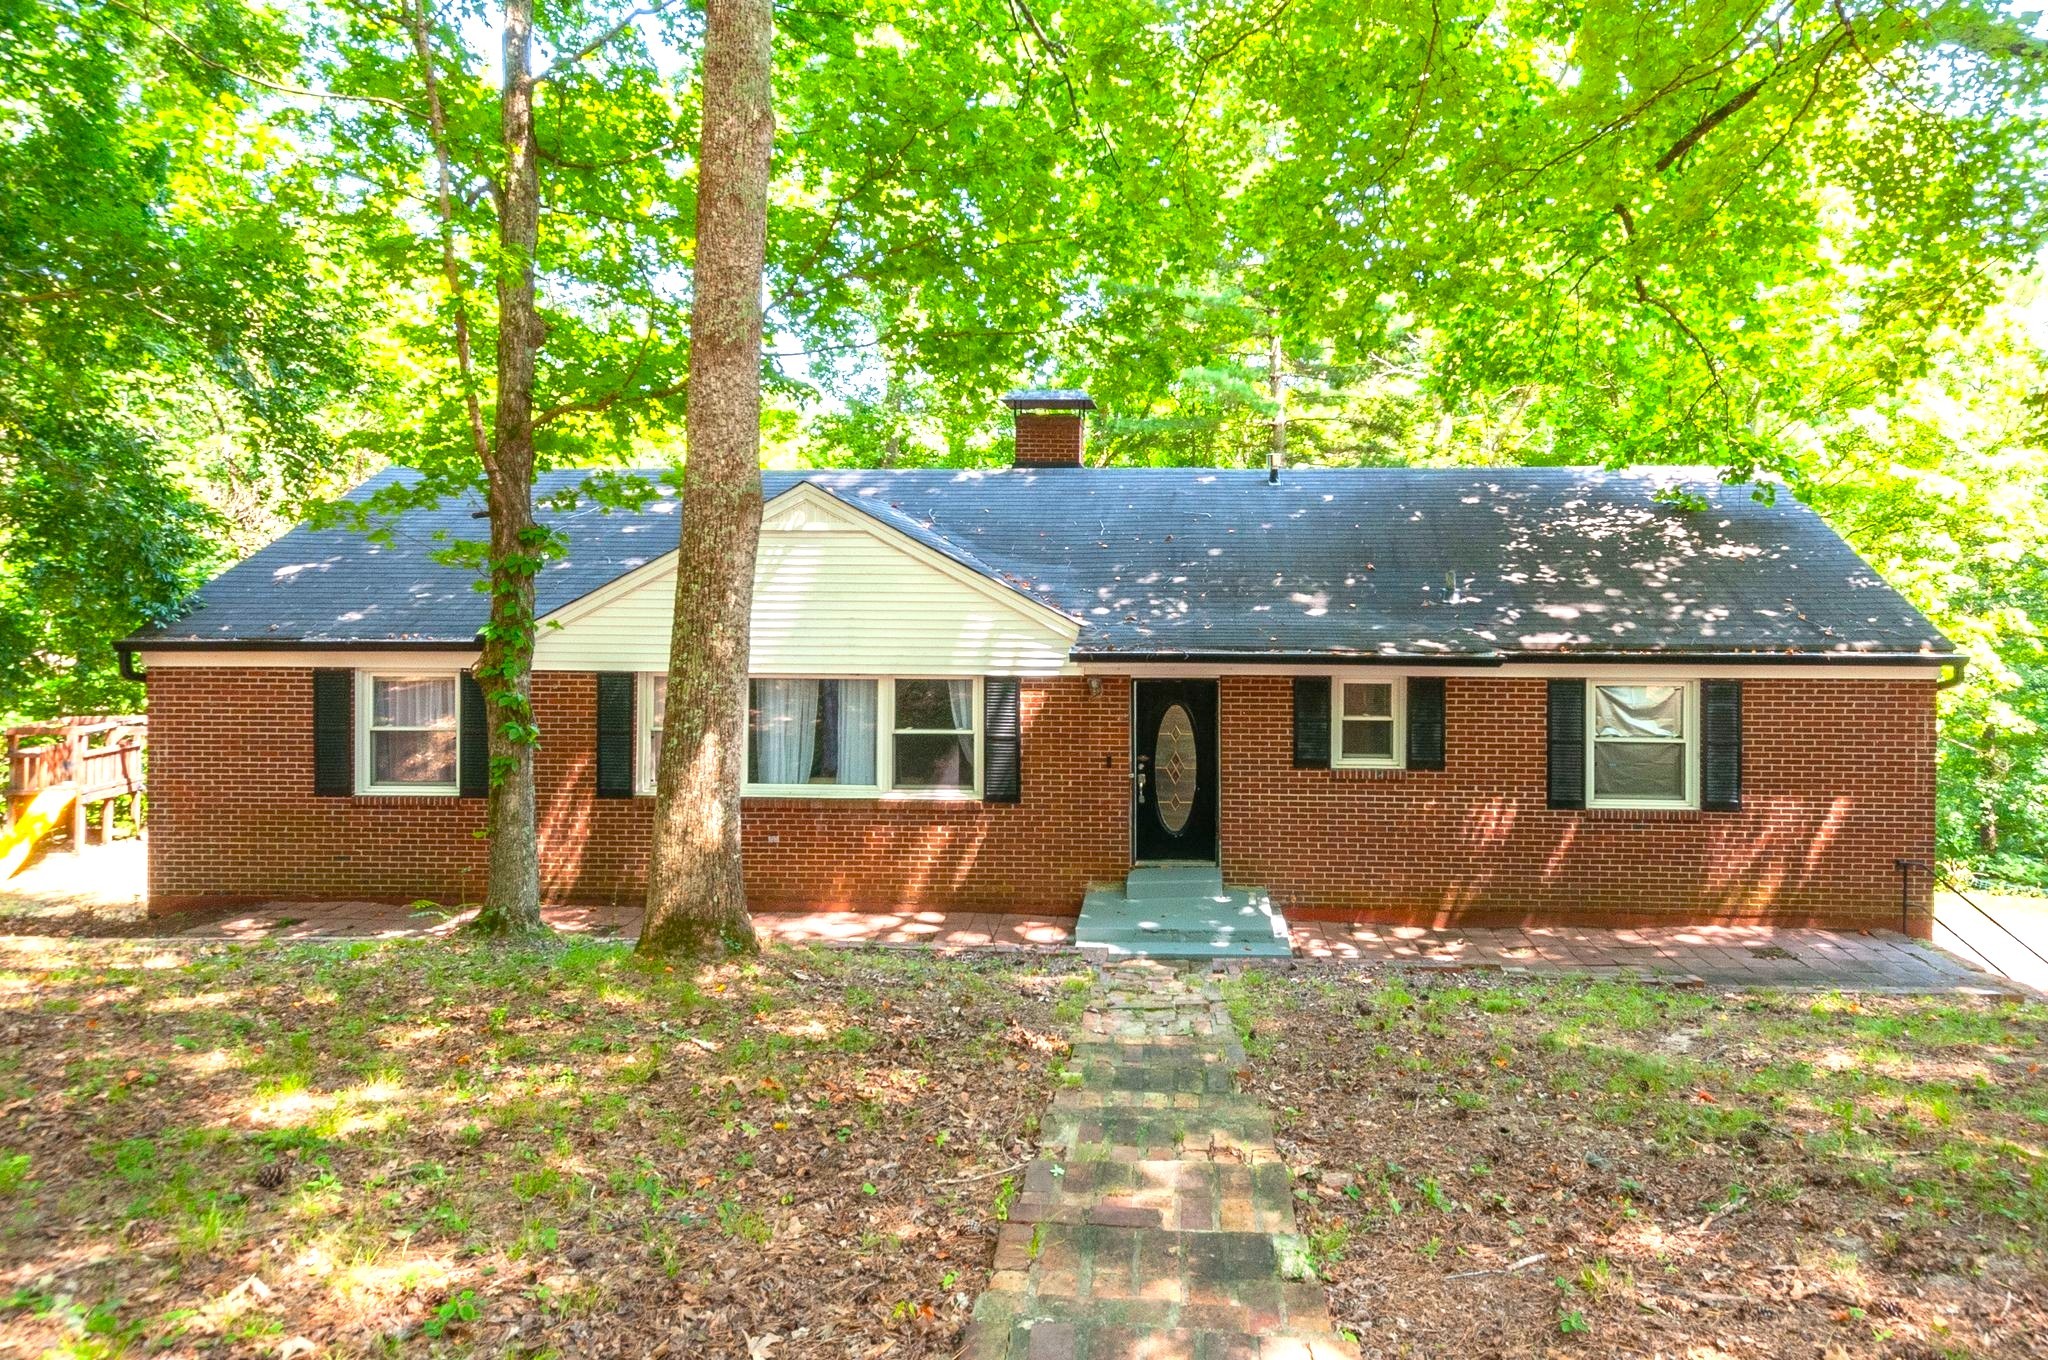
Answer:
[
  {"left": 965, "top": 961, "right": 1357, "bottom": 1359},
  {"left": 138, "top": 901, "right": 2008, "bottom": 992},
  {"left": 10, "top": 883, "right": 2004, "bottom": 992},
  {"left": 161, "top": 902, "right": 1075, "bottom": 951},
  {"left": 1288, "top": 920, "right": 2009, "bottom": 991}
]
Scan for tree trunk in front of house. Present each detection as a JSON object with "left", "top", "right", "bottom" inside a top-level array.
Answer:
[
  {"left": 638, "top": 0, "right": 775, "bottom": 958},
  {"left": 469, "top": 0, "right": 546, "bottom": 936}
]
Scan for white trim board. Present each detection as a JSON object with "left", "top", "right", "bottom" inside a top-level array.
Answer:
[
  {"left": 137, "top": 648, "right": 481, "bottom": 669},
  {"left": 1077, "top": 660, "right": 1947, "bottom": 681},
  {"left": 137, "top": 651, "right": 1946, "bottom": 682}
]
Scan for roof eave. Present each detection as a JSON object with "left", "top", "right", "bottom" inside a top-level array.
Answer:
[
  {"left": 1069, "top": 647, "right": 1957, "bottom": 667},
  {"left": 118, "top": 636, "right": 480, "bottom": 655}
]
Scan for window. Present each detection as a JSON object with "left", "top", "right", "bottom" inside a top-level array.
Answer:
[
  {"left": 641, "top": 672, "right": 667, "bottom": 794},
  {"left": 359, "top": 673, "right": 459, "bottom": 794},
  {"left": 747, "top": 678, "right": 880, "bottom": 789},
  {"left": 891, "top": 678, "right": 977, "bottom": 792},
  {"left": 652, "top": 674, "right": 982, "bottom": 798},
  {"left": 1588, "top": 681, "right": 1696, "bottom": 808},
  {"left": 1332, "top": 678, "right": 1404, "bottom": 768}
]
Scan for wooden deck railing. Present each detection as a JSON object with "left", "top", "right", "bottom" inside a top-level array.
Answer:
[{"left": 4, "top": 716, "right": 147, "bottom": 849}]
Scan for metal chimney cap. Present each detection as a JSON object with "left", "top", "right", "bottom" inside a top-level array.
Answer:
[{"left": 1001, "top": 388, "right": 1096, "bottom": 412}]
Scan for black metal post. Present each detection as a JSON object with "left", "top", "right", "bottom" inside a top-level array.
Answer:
[{"left": 1893, "top": 858, "right": 1928, "bottom": 937}]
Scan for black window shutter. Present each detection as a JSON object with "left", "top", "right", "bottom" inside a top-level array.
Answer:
[
  {"left": 1292, "top": 677, "right": 1331, "bottom": 769},
  {"left": 459, "top": 672, "right": 489, "bottom": 797},
  {"left": 1701, "top": 679, "right": 1742, "bottom": 811},
  {"left": 312, "top": 668, "right": 354, "bottom": 797},
  {"left": 983, "top": 677, "right": 1021, "bottom": 803},
  {"left": 1546, "top": 679, "right": 1587, "bottom": 810},
  {"left": 1406, "top": 677, "right": 1446, "bottom": 770},
  {"left": 595, "top": 673, "right": 636, "bottom": 798}
]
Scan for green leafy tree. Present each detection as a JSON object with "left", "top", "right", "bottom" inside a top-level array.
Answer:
[
  {"left": 0, "top": 0, "right": 365, "bottom": 717},
  {"left": 1801, "top": 289, "right": 2048, "bottom": 873},
  {"left": 308, "top": 0, "right": 701, "bottom": 932}
]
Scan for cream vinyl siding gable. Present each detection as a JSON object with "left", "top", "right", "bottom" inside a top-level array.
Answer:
[{"left": 532, "top": 484, "right": 1080, "bottom": 676}]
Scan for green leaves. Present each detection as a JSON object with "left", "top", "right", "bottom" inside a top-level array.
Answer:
[{"left": 0, "top": 0, "right": 367, "bottom": 716}]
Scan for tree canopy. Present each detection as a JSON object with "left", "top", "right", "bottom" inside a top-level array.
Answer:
[{"left": 4, "top": 0, "right": 2046, "bottom": 873}]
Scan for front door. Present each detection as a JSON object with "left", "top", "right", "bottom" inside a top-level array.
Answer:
[{"left": 1131, "top": 679, "right": 1219, "bottom": 863}]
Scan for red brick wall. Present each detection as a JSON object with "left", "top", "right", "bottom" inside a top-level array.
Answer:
[
  {"left": 146, "top": 668, "right": 1131, "bottom": 915},
  {"left": 146, "top": 666, "right": 491, "bottom": 907},
  {"left": 146, "top": 667, "right": 1935, "bottom": 932},
  {"left": 1218, "top": 676, "right": 1936, "bottom": 932}
]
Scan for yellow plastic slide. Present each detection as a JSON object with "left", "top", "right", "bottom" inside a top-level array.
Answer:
[{"left": 0, "top": 785, "right": 74, "bottom": 879}]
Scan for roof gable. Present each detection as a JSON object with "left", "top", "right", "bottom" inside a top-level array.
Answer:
[{"left": 529, "top": 481, "right": 1080, "bottom": 675}]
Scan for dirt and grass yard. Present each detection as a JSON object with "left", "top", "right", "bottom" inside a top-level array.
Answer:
[
  {"left": 3, "top": 941, "right": 2043, "bottom": 1360},
  {"left": 1228, "top": 969, "right": 2048, "bottom": 1359},
  {"left": 0, "top": 938, "right": 1086, "bottom": 1358}
]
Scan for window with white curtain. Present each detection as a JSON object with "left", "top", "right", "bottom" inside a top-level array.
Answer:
[
  {"left": 359, "top": 673, "right": 459, "bottom": 793},
  {"left": 1333, "top": 678, "right": 1404, "bottom": 767},
  {"left": 641, "top": 675, "right": 981, "bottom": 798},
  {"left": 891, "top": 678, "right": 977, "bottom": 792},
  {"left": 642, "top": 673, "right": 668, "bottom": 793},
  {"left": 1587, "top": 681, "right": 1696, "bottom": 807},
  {"left": 747, "top": 678, "right": 881, "bottom": 789}
]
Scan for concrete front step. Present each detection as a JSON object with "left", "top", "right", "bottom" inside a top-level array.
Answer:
[
  {"left": 1124, "top": 865, "right": 1229, "bottom": 900},
  {"left": 1078, "top": 880, "right": 1293, "bottom": 960},
  {"left": 1011, "top": 1157, "right": 1295, "bottom": 1233}
]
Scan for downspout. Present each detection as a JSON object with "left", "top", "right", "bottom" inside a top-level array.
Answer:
[
  {"left": 1935, "top": 658, "right": 1967, "bottom": 690},
  {"left": 117, "top": 644, "right": 146, "bottom": 683}
]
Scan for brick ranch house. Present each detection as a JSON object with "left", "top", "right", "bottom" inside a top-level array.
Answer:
[{"left": 122, "top": 392, "right": 1957, "bottom": 935}]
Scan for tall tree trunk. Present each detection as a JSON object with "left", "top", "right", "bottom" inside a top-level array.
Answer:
[
  {"left": 639, "top": 0, "right": 775, "bottom": 957},
  {"left": 469, "top": 0, "right": 546, "bottom": 935}
]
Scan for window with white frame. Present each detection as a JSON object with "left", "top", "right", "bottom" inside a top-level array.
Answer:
[
  {"left": 1587, "top": 681, "right": 1696, "bottom": 808},
  {"left": 359, "top": 672, "right": 460, "bottom": 794},
  {"left": 891, "top": 678, "right": 978, "bottom": 792},
  {"left": 638, "top": 675, "right": 981, "bottom": 797},
  {"left": 747, "top": 677, "right": 882, "bottom": 790},
  {"left": 641, "top": 672, "right": 668, "bottom": 793},
  {"left": 1332, "top": 677, "right": 1404, "bottom": 767}
]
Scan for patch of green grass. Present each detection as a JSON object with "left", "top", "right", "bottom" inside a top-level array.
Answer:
[
  {"left": 1219, "top": 969, "right": 1287, "bottom": 1057},
  {"left": 1052, "top": 974, "right": 1092, "bottom": 1025},
  {"left": 715, "top": 1199, "right": 772, "bottom": 1245},
  {"left": 172, "top": 1194, "right": 244, "bottom": 1262}
]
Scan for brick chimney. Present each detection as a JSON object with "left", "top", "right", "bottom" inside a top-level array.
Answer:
[{"left": 1002, "top": 388, "right": 1095, "bottom": 468}]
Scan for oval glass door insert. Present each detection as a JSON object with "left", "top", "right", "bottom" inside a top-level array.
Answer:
[{"left": 1154, "top": 703, "right": 1197, "bottom": 834}]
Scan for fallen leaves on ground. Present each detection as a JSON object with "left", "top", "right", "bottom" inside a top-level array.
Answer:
[
  {"left": 0, "top": 937, "right": 1081, "bottom": 1357},
  {"left": 1229, "top": 966, "right": 2047, "bottom": 1359}
]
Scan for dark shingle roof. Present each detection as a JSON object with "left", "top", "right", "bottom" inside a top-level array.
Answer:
[{"left": 127, "top": 465, "right": 1952, "bottom": 662}]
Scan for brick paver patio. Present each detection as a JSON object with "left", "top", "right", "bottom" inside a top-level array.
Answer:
[
  {"left": 161, "top": 902, "right": 1075, "bottom": 950},
  {"left": 1286, "top": 919, "right": 2011, "bottom": 991},
  {"left": 964, "top": 960, "right": 1357, "bottom": 1359},
  {"left": 143, "top": 900, "right": 2013, "bottom": 992}
]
